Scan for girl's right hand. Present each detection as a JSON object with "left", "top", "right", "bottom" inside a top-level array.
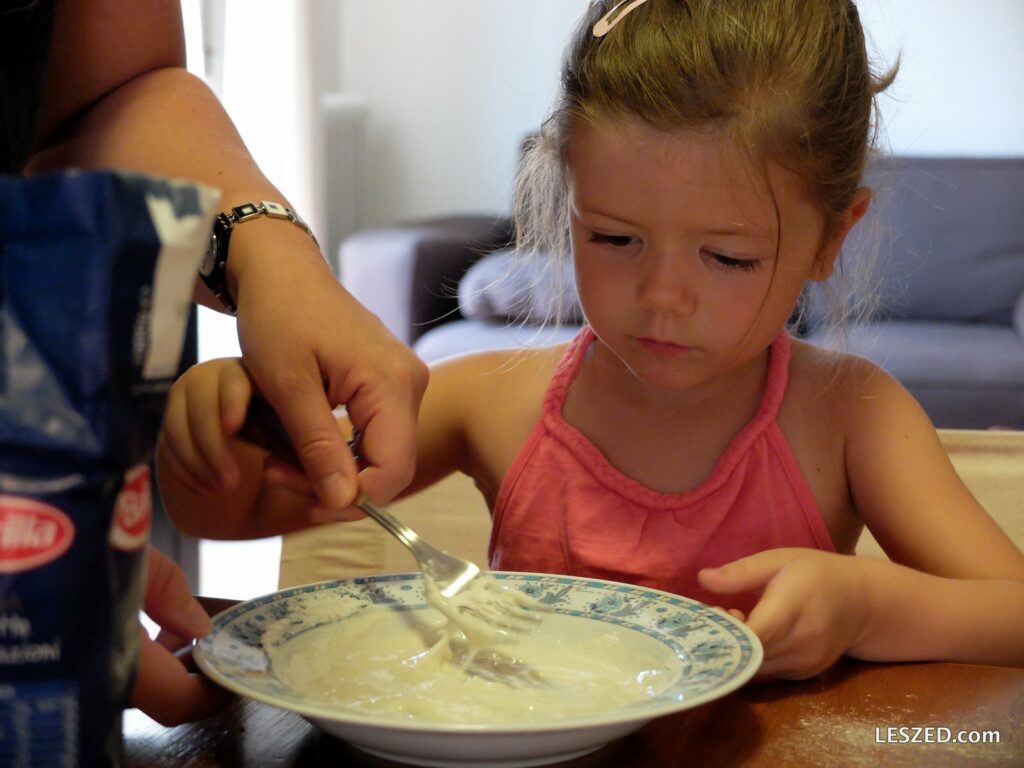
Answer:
[{"left": 158, "top": 357, "right": 255, "bottom": 497}]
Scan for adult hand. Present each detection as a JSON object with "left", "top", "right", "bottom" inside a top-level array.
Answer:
[
  {"left": 698, "top": 549, "right": 870, "bottom": 679},
  {"left": 130, "top": 547, "right": 232, "bottom": 725},
  {"left": 232, "top": 232, "right": 428, "bottom": 514}
]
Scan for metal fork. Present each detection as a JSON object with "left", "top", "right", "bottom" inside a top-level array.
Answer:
[
  {"left": 353, "top": 494, "right": 480, "bottom": 597},
  {"left": 238, "top": 393, "right": 541, "bottom": 625}
]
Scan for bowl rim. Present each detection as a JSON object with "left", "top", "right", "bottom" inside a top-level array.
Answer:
[{"left": 194, "top": 571, "right": 763, "bottom": 734}]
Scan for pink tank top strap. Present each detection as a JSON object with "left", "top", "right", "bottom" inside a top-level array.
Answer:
[
  {"left": 489, "top": 327, "right": 832, "bottom": 609},
  {"left": 512, "top": 326, "right": 794, "bottom": 510}
]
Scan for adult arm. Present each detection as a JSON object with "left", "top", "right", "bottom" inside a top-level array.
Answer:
[{"left": 29, "top": 0, "right": 427, "bottom": 512}]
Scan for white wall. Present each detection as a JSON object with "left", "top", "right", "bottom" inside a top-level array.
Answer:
[
  {"left": 192, "top": 0, "right": 325, "bottom": 369},
  {"left": 333, "top": 0, "right": 589, "bottom": 226},
  {"left": 333, "top": 0, "right": 1024, "bottom": 229},
  {"left": 858, "top": 0, "right": 1024, "bottom": 156}
]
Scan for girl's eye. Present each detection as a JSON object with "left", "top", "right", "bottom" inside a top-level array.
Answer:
[
  {"left": 705, "top": 250, "right": 760, "bottom": 271},
  {"left": 589, "top": 232, "right": 635, "bottom": 248}
]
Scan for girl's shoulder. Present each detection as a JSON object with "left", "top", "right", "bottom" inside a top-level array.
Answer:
[
  {"left": 427, "top": 343, "right": 569, "bottom": 436},
  {"left": 782, "top": 337, "right": 936, "bottom": 551},
  {"left": 789, "top": 336, "right": 903, "bottom": 393},
  {"left": 786, "top": 336, "right": 926, "bottom": 434},
  {"left": 429, "top": 343, "right": 569, "bottom": 394},
  {"left": 426, "top": 343, "right": 570, "bottom": 500}
]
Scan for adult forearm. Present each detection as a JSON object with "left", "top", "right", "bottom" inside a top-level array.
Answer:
[
  {"left": 29, "top": 66, "right": 275, "bottom": 200},
  {"left": 852, "top": 558, "right": 1024, "bottom": 667},
  {"left": 26, "top": 66, "right": 323, "bottom": 311}
]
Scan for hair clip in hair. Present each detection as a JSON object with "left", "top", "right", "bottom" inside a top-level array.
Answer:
[{"left": 592, "top": 0, "right": 653, "bottom": 37}]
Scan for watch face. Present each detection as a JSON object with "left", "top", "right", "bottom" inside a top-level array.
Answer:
[{"left": 200, "top": 231, "right": 218, "bottom": 277}]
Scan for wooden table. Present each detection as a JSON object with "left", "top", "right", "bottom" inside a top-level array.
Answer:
[{"left": 124, "top": 599, "right": 1024, "bottom": 767}]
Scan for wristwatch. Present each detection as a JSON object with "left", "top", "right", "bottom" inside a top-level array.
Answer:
[{"left": 200, "top": 200, "right": 318, "bottom": 315}]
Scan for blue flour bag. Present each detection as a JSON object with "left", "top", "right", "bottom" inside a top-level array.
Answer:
[{"left": 0, "top": 170, "right": 219, "bottom": 767}]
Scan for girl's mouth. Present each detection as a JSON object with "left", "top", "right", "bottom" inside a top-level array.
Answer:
[{"left": 637, "top": 337, "right": 691, "bottom": 356}]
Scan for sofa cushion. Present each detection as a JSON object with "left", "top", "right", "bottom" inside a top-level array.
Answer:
[
  {"left": 458, "top": 249, "right": 583, "bottom": 325},
  {"left": 805, "top": 320, "right": 1024, "bottom": 428},
  {"left": 810, "top": 157, "right": 1024, "bottom": 327}
]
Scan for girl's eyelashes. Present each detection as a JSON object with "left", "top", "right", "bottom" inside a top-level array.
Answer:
[
  {"left": 589, "top": 231, "right": 636, "bottom": 248},
  {"left": 587, "top": 230, "right": 761, "bottom": 271},
  {"left": 703, "top": 249, "right": 761, "bottom": 271}
]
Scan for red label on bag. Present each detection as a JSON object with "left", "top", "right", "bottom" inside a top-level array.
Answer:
[
  {"left": 0, "top": 496, "right": 75, "bottom": 573},
  {"left": 109, "top": 464, "right": 151, "bottom": 551}
]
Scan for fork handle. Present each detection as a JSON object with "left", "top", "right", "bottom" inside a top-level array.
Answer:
[
  {"left": 238, "top": 392, "right": 362, "bottom": 467},
  {"left": 356, "top": 496, "right": 478, "bottom": 593},
  {"left": 236, "top": 395, "right": 429, "bottom": 562},
  {"left": 356, "top": 495, "right": 423, "bottom": 552}
]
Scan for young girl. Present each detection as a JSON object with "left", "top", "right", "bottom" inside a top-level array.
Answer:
[{"left": 158, "top": 0, "right": 1024, "bottom": 678}]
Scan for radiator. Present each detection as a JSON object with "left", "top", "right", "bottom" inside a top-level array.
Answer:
[{"left": 322, "top": 92, "right": 368, "bottom": 274}]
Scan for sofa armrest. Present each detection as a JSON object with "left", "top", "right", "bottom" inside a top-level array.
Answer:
[
  {"left": 1015, "top": 291, "right": 1024, "bottom": 340},
  {"left": 339, "top": 215, "right": 512, "bottom": 345}
]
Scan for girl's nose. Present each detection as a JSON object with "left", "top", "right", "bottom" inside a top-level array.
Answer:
[{"left": 636, "top": 251, "right": 698, "bottom": 316}]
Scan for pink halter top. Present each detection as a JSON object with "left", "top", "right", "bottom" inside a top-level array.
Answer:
[{"left": 488, "top": 326, "right": 835, "bottom": 613}]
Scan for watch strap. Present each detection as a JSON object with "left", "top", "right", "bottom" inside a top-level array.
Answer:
[{"left": 202, "top": 200, "right": 318, "bottom": 315}]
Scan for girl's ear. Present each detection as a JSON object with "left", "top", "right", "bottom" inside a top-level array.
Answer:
[{"left": 811, "top": 188, "right": 871, "bottom": 281}]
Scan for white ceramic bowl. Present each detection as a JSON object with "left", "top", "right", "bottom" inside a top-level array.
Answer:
[{"left": 195, "top": 572, "right": 762, "bottom": 767}]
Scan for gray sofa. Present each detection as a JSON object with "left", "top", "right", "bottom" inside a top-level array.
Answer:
[{"left": 341, "top": 156, "right": 1024, "bottom": 429}]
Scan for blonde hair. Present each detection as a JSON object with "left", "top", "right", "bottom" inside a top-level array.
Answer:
[{"left": 513, "top": 0, "right": 897, "bottom": 332}]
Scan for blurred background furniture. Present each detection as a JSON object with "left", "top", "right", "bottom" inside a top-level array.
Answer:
[{"left": 338, "top": 156, "right": 1024, "bottom": 430}]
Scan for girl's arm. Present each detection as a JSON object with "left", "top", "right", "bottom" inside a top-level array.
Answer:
[
  {"left": 395, "top": 347, "right": 548, "bottom": 498},
  {"left": 400, "top": 345, "right": 557, "bottom": 504},
  {"left": 700, "top": 548, "right": 1024, "bottom": 677},
  {"left": 842, "top": 363, "right": 1024, "bottom": 665},
  {"left": 851, "top": 559, "right": 1024, "bottom": 666},
  {"left": 844, "top": 362, "right": 1024, "bottom": 580},
  {"left": 702, "top": 360, "right": 1024, "bottom": 674}
]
